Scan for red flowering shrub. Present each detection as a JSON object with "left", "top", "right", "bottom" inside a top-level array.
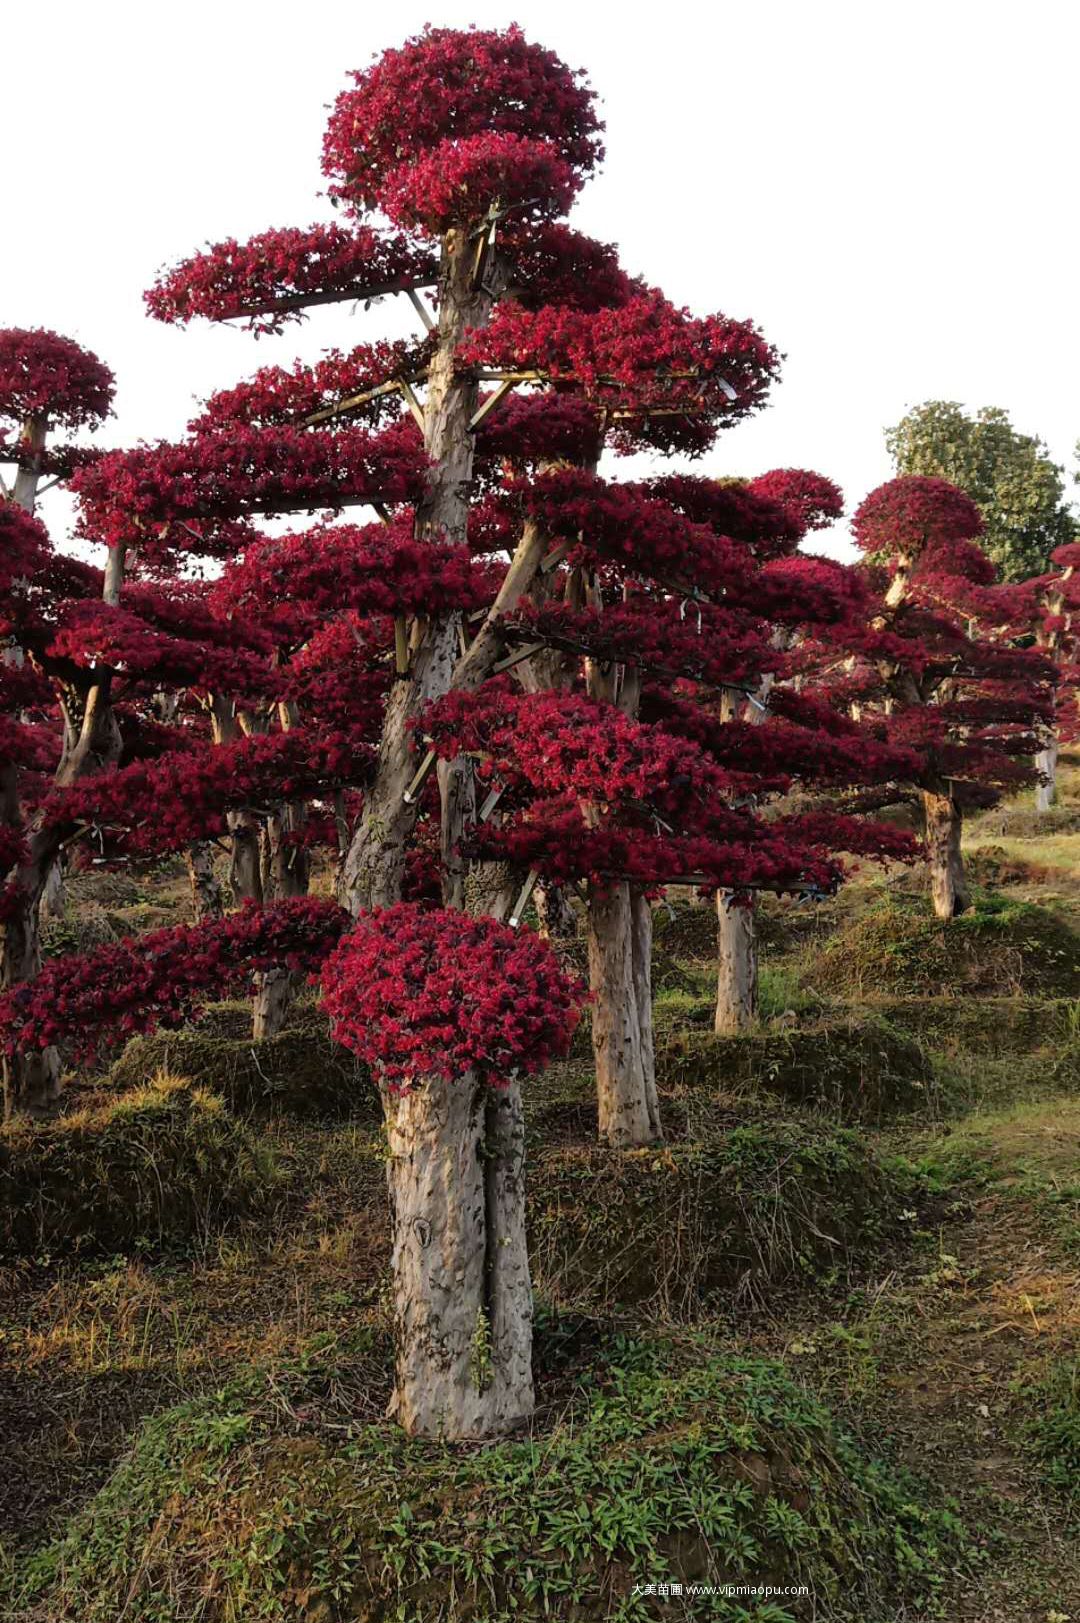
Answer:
[
  {"left": 213, "top": 520, "right": 490, "bottom": 626},
  {"left": 0, "top": 329, "right": 114, "bottom": 428},
  {"left": 320, "top": 904, "right": 583, "bottom": 1089},
  {"left": 0, "top": 897, "right": 349, "bottom": 1062},
  {"left": 189, "top": 342, "right": 432, "bottom": 433},
  {"left": 0, "top": 505, "right": 51, "bottom": 594},
  {"left": 460, "top": 292, "right": 780, "bottom": 435}
]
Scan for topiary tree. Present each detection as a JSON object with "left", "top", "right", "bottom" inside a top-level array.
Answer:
[
  {"left": 991, "top": 539, "right": 1080, "bottom": 810},
  {"left": 0, "top": 328, "right": 113, "bottom": 514},
  {"left": 849, "top": 475, "right": 1055, "bottom": 918},
  {"left": 321, "top": 905, "right": 582, "bottom": 1435}
]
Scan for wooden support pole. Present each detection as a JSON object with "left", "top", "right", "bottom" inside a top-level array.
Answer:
[
  {"left": 478, "top": 784, "right": 504, "bottom": 822},
  {"left": 398, "top": 378, "right": 426, "bottom": 433}
]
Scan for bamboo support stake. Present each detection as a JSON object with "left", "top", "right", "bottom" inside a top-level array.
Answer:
[
  {"left": 478, "top": 784, "right": 504, "bottom": 822},
  {"left": 403, "top": 748, "right": 438, "bottom": 805},
  {"left": 508, "top": 869, "right": 540, "bottom": 928},
  {"left": 468, "top": 377, "right": 516, "bottom": 432},
  {"left": 405, "top": 286, "right": 435, "bottom": 332},
  {"left": 492, "top": 641, "right": 546, "bottom": 675},
  {"left": 393, "top": 617, "right": 410, "bottom": 675}
]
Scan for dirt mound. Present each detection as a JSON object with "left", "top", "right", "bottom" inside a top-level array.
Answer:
[
  {"left": 0, "top": 1077, "right": 279, "bottom": 1258},
  {"left": 9, "top": 1342, "right": 967, "bottom": 1622},
  {"left": 655, "top": 1015, "right": 932, "bottom": 1121},
  {"left": 806, "top": 896, "right": 1080, "bottom": 999}
]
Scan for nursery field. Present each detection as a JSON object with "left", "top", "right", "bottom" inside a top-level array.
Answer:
[{"left": 1, "top": 766, "right": 1077, "bottom": 1623}]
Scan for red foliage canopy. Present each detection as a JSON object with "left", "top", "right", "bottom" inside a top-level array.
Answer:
[
  {"left": 320, "top": 904, "right": 583, "bottom": 1089},
  {"left": 72, "top": 423, "right": 424, "bottom": 557},
  {"left": 322, "top": 25, "right": 603, "bottom": 216},
  {"left": 145, "top": 223, "right": 437, "bottom": 335},
  {"left": 0, "top": 897, "right": 349, "bottom": 1062},
  {"left": 853, "top": 475, "right": 984, "bottom": 560},
  {"left": 0, "top": 328, "right": 114, "bottom": 428}
]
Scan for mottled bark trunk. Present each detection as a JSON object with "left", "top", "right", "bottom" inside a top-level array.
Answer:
[
  {"left": 1, "top": 891, "right": 61, "bottom": 1119},
  {"left": 40, "top": 858, "right": 65, "bottom": 922},
  {"left": 252, "top": 723, "right": 311, "bottom": 1038},
  {"left": 185, "top": 843, "right": 224, "bottom": 922},
  {"left": 343, "top": 228, "right": 500, "bottom": 916},
  {"left": 11, "top": 414, "right": 46, "bottom": 514},
  {"left": 535, "top": 882, "right": 577, "bottom": 940},
  {"left": 54, "top": 543, "right": 126, "bottom": 789},
  {"left": 1, "top": 767, "right": 61, "bottom": 1118},
  {"left": 1035, "top": 732, "right": 1058, "bottom": 813},
  {"left": 383, "top": 1070, "right": 533, "bottom": 1438},
  {"left": 715, "top": 895, "right": 758, "bottom": 1034},
  {"left": 588, "top": 882, "right": 662, "bottom": 1147},
  {"left": 923, "top": 789, "right": 969, "bottom": 920}
]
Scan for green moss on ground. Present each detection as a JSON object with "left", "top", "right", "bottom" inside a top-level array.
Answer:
[
  {"left": 0, "top": 1077, "right": 280, "bottom": 1258},
  {"left": 805, "top": 893, "right": 1080, "bottom": 999},
  {"left": 654, "top": 1015, "right": 933, "bottom": 1121},
  {"left": 861, "top": 995, "right": 1078, "bottom": 1058},
  {"left": 9, "top": 1340, "right": 969, "bottom": 1623},
  {"left": 530, "top": 1117, "right": 905, "bottom": 1314}
]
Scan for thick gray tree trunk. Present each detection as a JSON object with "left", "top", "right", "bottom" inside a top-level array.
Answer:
[
  {"left": 383, "top": 1070, "right": 533, "bottom": 1437},
  {"left": 588, "top": 882, "right": 662, "bottom": 1146},
  {"left": 1035, "top": 732, "right": 1058, "bottom": 812},
  {"left": 185, "top": 843, "right": 224, "bottom": 922},
  {"left": 343, "top": 228, "right": 501, "bottom": 915},
  {"left": 924, "top": 789, "right": 969, "bottom": 920},
  {"left": 715, "top": 895, "right": 758, "bottom": 1033},
  {"left": 11, "top": 414, "right": 46, "bottom": 514},
  {"left": 535, "top": 881, "right": 577, "bottom": 940}
]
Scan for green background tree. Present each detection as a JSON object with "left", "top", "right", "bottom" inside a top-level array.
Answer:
[{"left": 886, "top": 401, "right": 1075, "bottom": 580}]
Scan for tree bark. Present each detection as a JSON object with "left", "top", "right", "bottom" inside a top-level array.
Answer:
[
  {"left": 11, "top": 414, "right": 46, "bottom": 514},
  {"left": 1035, "top": 731, "right": 1058, "bottom": 813},
  {"left": 535, "top": 882, "right": 577, "bottom": 940},
  {"left": 342, "top": 227, "right": 501, "bottom": 916},
  {"left": 923, "top": 789, "right": 969, "bottom": 920},
  {"left": 588, "top": 882, "right": 662, "bottom": 1147},
  {"left": 185, "top": 843, "right": 224, "bottom": 922},
  {"left": 383, "top": 1070, "right": 533, "bottom": 1438},
  {"left": 715, "top": 895, "right": 758, "bottom": 1033}
]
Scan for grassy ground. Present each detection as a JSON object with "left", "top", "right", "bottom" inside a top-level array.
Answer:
[{"left": 1, "top": 769, "right": 1079, "bottom": 1619}]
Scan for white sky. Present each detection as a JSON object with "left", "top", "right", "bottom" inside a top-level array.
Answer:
[{"left": 3, "top": 0, "right": 1077, "bottom": 560}]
